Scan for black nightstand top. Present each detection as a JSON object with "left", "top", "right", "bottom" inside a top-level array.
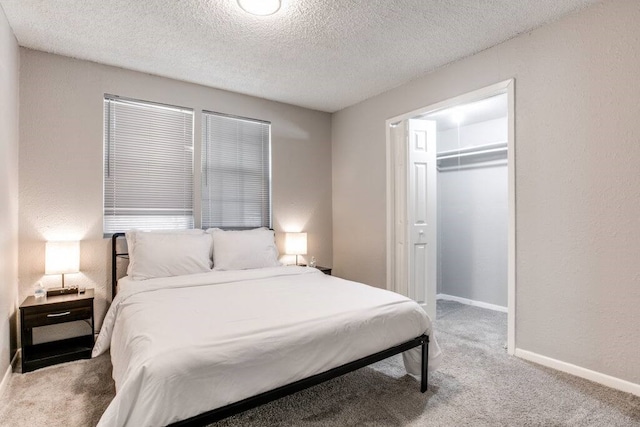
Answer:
[
  {"left": 21, "top": 289, "right": 94, "bottom": 309},
  {"left": 315, "top": 266, "right": 332, "bottom": 275}
]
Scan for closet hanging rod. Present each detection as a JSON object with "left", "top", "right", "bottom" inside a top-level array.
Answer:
[
  {"left": 437, "top": 158, "right": 507, "bottom": 171},
  {"left": 437, "top": 146, "right": 507, "bottom": 161},
  {"left": 436, "top": 141, "right": 507, "bottom": 159},
  {"left": 436, "top": 157, "right": 507, "bottom": 171}
]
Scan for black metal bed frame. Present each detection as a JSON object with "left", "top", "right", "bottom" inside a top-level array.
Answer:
[
  {"left": 110, "top": 232, "right": 429, "bottom": 427},
  {"left": 111, "top": 233, "right": 128, "bottom": 299}
]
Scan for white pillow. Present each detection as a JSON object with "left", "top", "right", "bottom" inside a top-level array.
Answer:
[
  {"left": 204, "top": 228, "right": 222, "bottom": 261},
  {"left": 126, "top": 229, "right": 207, "bottom": 276},
  {"left": 211, "top": 228, "right": 281, "bottom": 270},
  {"left": 205, "top": 227, "right": 269, "bottom": 262},
  {"left": 127, "top": 231, "right": 213, "bottom": 280}
]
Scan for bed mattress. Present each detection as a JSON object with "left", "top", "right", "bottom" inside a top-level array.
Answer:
[{"left": 93, "top": 266, "right": 441, "bottom": 426}]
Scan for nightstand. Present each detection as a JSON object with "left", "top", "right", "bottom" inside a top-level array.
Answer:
[
  {"left": 19, "top": 289, "right": 94, "bottom": 373},
  {"left": 316, "top": 266, "right": 332, "bottom": 275}
]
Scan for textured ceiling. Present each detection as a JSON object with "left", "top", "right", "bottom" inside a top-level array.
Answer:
[{"left": 0, "top": 0, "right": 601, "bottom": 112}]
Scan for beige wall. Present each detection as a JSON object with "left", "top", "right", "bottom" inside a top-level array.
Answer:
[
  {"left": 0, "top": 5, "right": 19, "bottom": 378},
  {"left": 19, "top": 50, "right": 332, "bottom": 331},
  {"left": 332, "top": 0, "right": 640, "bottom": 385}
]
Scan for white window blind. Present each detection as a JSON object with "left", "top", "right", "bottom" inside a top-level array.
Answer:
[
  {"left": 201, "top": 112, "right": 271, "bottom": 229},
  {"left": 103, "top": 96, "right": 194, "bottom": 233}
]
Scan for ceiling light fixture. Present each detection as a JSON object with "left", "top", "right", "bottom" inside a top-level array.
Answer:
[{"left": 237, "top": 0, "right": 281, "bottom": 16}]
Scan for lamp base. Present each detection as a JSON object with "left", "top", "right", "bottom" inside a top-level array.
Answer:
[{"left": 46, "top": 287, "right": 79, "bottom": 297}]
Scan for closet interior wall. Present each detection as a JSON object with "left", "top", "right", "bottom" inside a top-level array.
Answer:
[{"left": 436, "top": 116, "right": 508, "bottom": 308}]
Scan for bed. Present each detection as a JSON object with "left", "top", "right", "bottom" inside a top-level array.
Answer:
[{"left": 93, "top": 229, "right": 442, "bottom": 426}]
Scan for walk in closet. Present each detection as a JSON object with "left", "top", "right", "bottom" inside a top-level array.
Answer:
[{"left": 427, "top": 93, "right": 509, "bottom": 310}]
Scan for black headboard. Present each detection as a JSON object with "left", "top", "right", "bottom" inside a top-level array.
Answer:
[{"left": 111, "top": 232, "right": 128, "bottom": 299}]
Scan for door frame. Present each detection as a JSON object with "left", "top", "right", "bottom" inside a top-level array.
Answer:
[{"left": 385, "top": 79, "right": 516, "bottom": 355}]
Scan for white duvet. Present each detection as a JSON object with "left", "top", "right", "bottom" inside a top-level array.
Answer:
[{"left": 93, "top": 266, "right": 442, "bottom": 427}]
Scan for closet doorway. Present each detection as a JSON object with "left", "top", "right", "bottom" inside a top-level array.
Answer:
[{"left": 385, "top": 80, "right": 515, "bottom": 354}]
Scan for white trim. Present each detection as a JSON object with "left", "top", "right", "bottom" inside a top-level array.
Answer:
[
  {"left": 385, "top": 80, "right": 514, "bottom": 126},
  {"left": 437, "top": 293, "right": 508, "bottom": 313},
  {"left": 385, "top": 79, "right": 516, "bottom": 355},
  {"left": 506, "top": 80, "right": 516, "bottom": 356},
  {"left": 0, "top": 365, "right": 10, "bottom": 399},
  {"left": 385, "top": 122, "right": 395, "bottom": 294},
  {"left": 515, "top": 348, "right": 640, "bottom": 397},
  {"left": 0, "top": 350, "right": 19, "bottom": 399}
]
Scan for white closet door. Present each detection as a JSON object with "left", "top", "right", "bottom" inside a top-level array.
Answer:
[
  {"left": 390, "top": 121, "right": 409, "bottom": 298},
  {"left": 407, "top": 119, "right": 437, "bottom": 320}
]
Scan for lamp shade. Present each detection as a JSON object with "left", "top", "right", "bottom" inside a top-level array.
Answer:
[
  {"left": 45, "top": 241, "right": 80, "bottom": 275},
  {"left": 285, "top": 232, "right": 307, "bottom": 255}
]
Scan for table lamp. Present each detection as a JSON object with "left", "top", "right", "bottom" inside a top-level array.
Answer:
[
  {"left": 45, "top": 241, "right": 80, "bottom": 296},
  {"left": 285, "top": 232, "right": 307, "bottom": 266}
]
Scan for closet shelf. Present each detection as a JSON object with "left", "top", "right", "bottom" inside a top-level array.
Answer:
[{"left": 436, "top": 141, "right": 507, "bottom": 160}]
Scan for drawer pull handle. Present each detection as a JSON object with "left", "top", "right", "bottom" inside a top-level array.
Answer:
[{"left": 47, "top": 311, "right": 71, "bottom": 318}]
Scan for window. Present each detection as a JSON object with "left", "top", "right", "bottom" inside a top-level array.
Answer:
[
  {"left": 103, "top": 96, "right": 194, "bottom": 233},
  {"left": 103, "top": 98, "right": 270, "bottom": 233},
  {"left": 201, "top": 112, "right": 271, "bottom": 229}
]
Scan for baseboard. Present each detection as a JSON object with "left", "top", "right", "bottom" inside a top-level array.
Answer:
[
  {"left": 515, "top": 348, "right": 640, "bottom": 397},
  {"left": 0, "top": 350, "right": 19, "bottom": 399},
  {"left": 0, "top": 364, "right": 10, "bottom": 399},
  {"left": 437, "top": 293, "right": 508, "bottom": 313}
]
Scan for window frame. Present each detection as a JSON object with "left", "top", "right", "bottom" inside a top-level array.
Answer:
[
  {"left": 102, "top": 95, "right": 273, "bottom": 235},
  {"left": 102, "top": 94, "right": 195, "bottom": 235},
  {"left": 200, "top": 110, "right": 273, "bottom": 230}
]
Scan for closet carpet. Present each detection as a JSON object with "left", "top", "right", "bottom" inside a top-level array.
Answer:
[{"left": 1, "top": 300, "right": 638, "bottom": 426}]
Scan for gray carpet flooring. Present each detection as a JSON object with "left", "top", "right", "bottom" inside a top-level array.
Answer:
[{"left": 1, "top": 300, "right": 638, "bottom": 426}]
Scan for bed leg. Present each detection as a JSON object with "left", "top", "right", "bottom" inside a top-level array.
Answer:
[{"left": 421, "top": 337, "right": 428, "bottom": 393}]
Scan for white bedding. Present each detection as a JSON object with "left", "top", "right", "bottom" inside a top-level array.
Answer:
[{"left": 94, "top": 266, "right": 442, "bottom": 427}]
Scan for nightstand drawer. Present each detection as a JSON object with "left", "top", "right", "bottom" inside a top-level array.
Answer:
[{"left": 23, "top": 305, "right": 92, "bottom": 327}]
